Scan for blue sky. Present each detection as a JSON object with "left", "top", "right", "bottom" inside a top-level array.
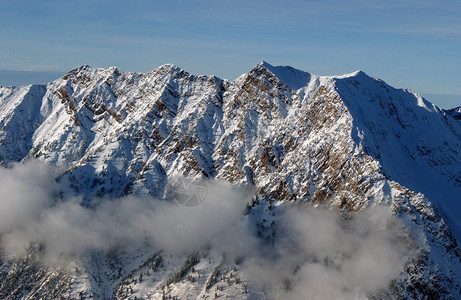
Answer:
[{"left": 0, "top": 0, "right": 459, "bottom": 107}]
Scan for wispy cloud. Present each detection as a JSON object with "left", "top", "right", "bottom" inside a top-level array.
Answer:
[
  {"left": 0, "top": 161, "right": 249, "bottom": 261},
  {"left": 377, "top": 24, "right": 461, "bottom": 38}
]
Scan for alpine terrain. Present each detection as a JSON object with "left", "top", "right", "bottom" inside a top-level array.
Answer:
[{"left": 0, "top": 62, "right": 460, "bottom": 299}]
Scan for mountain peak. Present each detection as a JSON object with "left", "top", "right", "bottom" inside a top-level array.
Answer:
[
  {"left": 333, "top": 69, "right": 368, "bottom": 79},
  {"left": 73, "top": 65, "right": 92, "bottom": 72},
  {"left": 157, "top": 63, "right": 178, "bottom": 70},
  {"left": 351, "top": 70, "right": 366, "bottom": 77},
  {"left": 255, "top": 61, "right": 311, "bottom": 90},
  {"left": 62, "top": 65, "right": 93, "bottom": 80},
  {"left": 148, "top": 63, "right": 192, "bottom": 79},
  {"left": 258, "top": 60, "right": 274, "bottom": 69}
]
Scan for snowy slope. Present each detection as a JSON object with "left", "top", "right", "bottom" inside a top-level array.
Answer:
[
  {"left": 0, "top": 62, "right": 460, "bottom": 299},
  {"left": 447, "top": 106, "right": 461, "bottom": 121}
]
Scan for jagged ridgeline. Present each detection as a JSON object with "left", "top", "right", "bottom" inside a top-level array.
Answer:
[{"left": 0, "top": 62, "right": 460, "bottom": 299}]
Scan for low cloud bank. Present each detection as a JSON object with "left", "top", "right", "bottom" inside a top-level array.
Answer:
[
  {"left": 0, "top": 161, "right": 414, "bottom": 298},
  {"left": 238, "top": 205, "right": 414, "bottom": 299},
  {"left": 0, "top": 161, "right": 249, "bottom": 260}
]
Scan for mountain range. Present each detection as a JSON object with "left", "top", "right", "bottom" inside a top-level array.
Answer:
[{"left": 0, "top": 62, "right": 460, "bottom": 299}]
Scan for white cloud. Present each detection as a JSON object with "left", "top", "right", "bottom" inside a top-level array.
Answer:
[
  {"left": 0, "top": 161, "right": 414, "bottom": 298},
  {"left": 239, "top": 205, "right": 414, "bottom": 299},
  {"left": 0, "top": 162, "right": 249, "bottom": 262}
]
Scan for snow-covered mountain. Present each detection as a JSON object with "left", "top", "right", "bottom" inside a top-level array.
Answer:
[{"left": 0, "top": 62, "right": 460, "bottom": 299}]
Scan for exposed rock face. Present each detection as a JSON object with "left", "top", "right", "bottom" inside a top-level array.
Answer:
[{"left": 0, "top": 62, "right": 460, "bottom": 299}]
